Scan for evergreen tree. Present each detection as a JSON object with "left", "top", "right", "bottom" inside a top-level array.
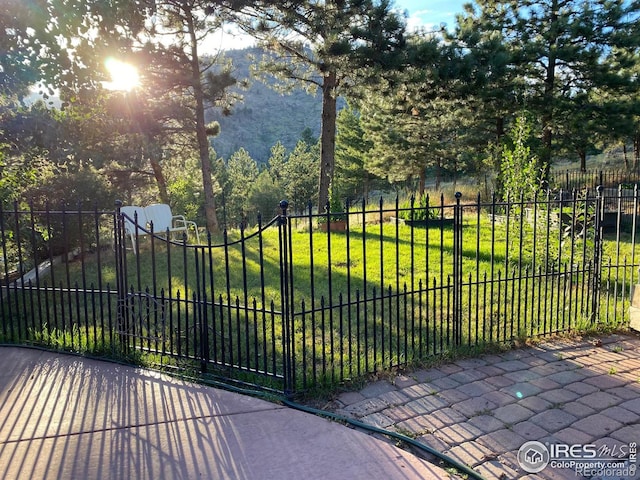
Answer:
[
  {"left": 267, "top": 141, "right": 288, "bottom": 185},
  {"left": 247, "top": 169, "right": 284, "bottom": 221},
  {"left": 334, "top": 104, "right": 380, "bottom": 202},
  {"left": 228, "top": 0, "right": 407, "bottom": 210},
  {"left": 454, "top": 0, "right": 640, "bottom": 174},
  {"left": 281, "top": 140, "right": 320, "bottom": 213},
  {"left": 446, "top": 5, "right": 521, "bottom": 177},
  {"left": 358, "top": 37, "right": 470, "bottom": 195},
  {"left": 224, "top": 147, "right": 259, "bottom": 226},
  {"left": 126, "top": 0, "right": 246, "bottom": 233}
]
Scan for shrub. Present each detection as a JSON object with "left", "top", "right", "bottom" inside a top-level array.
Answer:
[{"left": 398, "top": 196, "right": 437, "bottom": 221}]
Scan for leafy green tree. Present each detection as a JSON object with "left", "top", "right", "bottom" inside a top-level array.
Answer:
[
  {"left": 229, "top": 0, "right": 407, "bottom": 210},
  {"left": 0, "top": 0, "right": 69, "bottom": 100},
  {"left": 0, "top": 101, "right": 67, "bottom": 205},
  {"left": 2, "top": 0, "right": 166, "bottom": 206},
  {"left": 164, "top": 153, "right": 205, "bottom": 222},
  {"left": 25, "top": 165, "right": 116, "bottom": 258},
  {"left": 501, "top": 115, "right": 545, "bottom": 201},
  {"left": 0, "top": 144, "right": 44, "bottom": 205},
  {"left": 3, "top": 0, "right": 154, "bottom": 103},
  {"left": 8, "top": 0, "right": 254, "bottom": 231},
  {"left": 247, "top": 169, "right": 284, "bottom": 221}
]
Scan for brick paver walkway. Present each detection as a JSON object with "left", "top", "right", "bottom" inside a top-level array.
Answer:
[{"left": 332, "top": 333, "right": 640, "bottom": 479}]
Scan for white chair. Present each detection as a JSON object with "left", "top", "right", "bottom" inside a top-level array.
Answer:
[
  {"left": 120, "top": 206, "right": 149, "bottom": 254},
  {"left": 144, "top": 203, "right": 200, "bottom": 244}
]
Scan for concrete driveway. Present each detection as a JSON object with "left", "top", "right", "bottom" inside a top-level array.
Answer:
[{"left": 0, "top": 347, "right": 453, "bottom": 480}]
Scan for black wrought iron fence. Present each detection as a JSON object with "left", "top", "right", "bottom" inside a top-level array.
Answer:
[
  {"left": 1, "top": 188, "right": 638, "bottom": 395},
  {"left": 550, "top": 169, "right": 640, "bottom": 191}
]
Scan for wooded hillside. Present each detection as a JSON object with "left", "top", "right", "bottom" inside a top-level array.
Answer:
[{"left": 208, "top": 48, "right": 323, "bottom": 162}]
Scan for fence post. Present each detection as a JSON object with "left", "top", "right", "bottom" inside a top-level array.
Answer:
[
  {"left": 114, "top": 200, "right": 129, "bottom": 354},
  {"left": 278, "top": 200, "right": 294, "bottom": 395},
  {"left": 591, "top": 187, "right": 603, "bottom": 323},
  {"left": 453, "top": 192, "right": 463, "bottom": 346}
]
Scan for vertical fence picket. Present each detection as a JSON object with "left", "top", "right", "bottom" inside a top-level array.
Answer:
[
  {"left": 592, "top": 187, "right": 603, "bottom": 323},
  {"left": 0, "top": 204, "right": 10, "bottom": 340},
  {"left": 277, "top": 200, "right": 294, "bottom": 394},
  {"left": 452, "top": 192, "right": 460, "bottom": 346}
]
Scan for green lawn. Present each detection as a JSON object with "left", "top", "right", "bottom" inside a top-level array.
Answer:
[
  {"left": 4, "top": 208, "right": 635, "bottom": 392},
  {"left": 35, "top": 209, "right": 636, "bottom": 323}
]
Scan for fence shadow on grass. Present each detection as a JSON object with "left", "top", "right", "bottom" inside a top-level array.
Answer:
[{"left": 1, "top": 187, "right": 638, "bottom": 394}]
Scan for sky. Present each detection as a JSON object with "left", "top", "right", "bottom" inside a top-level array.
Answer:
[
  {"left": 211, "top": 0, "right": 469, "bottom": 52},
  {"left": 396, "top": 0, "right": 467, "bottom": 32},
  {"left": 27, "top": 0, "right": 471, "bottom": 101}
]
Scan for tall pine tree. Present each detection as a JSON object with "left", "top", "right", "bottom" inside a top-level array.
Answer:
[
  {"left": 454, "top": 0, "right": 640, "bottom": 174},
  {"left": 228, "top": 0, "right": 407, "bottom": 210}
]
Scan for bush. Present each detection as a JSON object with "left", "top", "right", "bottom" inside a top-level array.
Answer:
[
  {"left": 247, "top": 170, "right": 284, "bottom": 223},
  {"left": 24, "top": 167, "right": 114, "bottom": 259},
  {"left": 318, "top": 192, "right": 346, "bottom": 223},
  {"left": 398, "top": 196, "right": 437, "bottom": 221}
]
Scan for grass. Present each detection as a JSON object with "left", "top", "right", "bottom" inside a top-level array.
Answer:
[
  {"left": 24, "top": 323, "right": 150, "bottom": 366},
  {"left": 45, "top": 209, "right": 637, "bottom": 306},
  {"left": 2, "top": 202, "right": 638, "bottom": 393}
]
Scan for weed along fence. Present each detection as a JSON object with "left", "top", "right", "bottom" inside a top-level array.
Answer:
[{"left": 1, "top": 187, "right": 638, "bottom": 395}]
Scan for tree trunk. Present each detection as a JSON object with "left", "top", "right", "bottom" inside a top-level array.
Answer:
[
  {"left": 318, "top": 70, "right": 337, "bottom": 212},
  {"left": 187, "top": 9, "right": 219, "bottom": 233},
  {"left": 540, "top": 0, "right": 559, "bottom": 181},
  {"left": 578, "top": 148, "right": 587, "bottom": 172},
  {"left": 634, "top": 131, "right": 640, "bottom": 171},
  {"left": 148, "top": 155, "right": 169, "bottom": 204},
  {"left": 418, "top": 169, "right": 426, "bottom": 197},
  {"left": 496, "top": 116, "right": 505, "bottom": 140},
  {"left": 363, "top": 175, "right": 370, "bottom": 205},
  {"left": 623, "top": 143, "right": 629, "bottom": 170}
]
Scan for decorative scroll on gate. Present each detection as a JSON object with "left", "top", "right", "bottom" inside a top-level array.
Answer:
[{"left": 117, "top": 292, "right": 168, "bottom": 343}]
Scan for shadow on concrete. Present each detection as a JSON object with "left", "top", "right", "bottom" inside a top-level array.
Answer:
[{"left": 0, "top": 347, "right": 451, "bottom": 480}]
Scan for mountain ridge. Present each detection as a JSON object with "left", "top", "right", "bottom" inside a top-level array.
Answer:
[{"left": 207, "top": 47, "right": 323, "bottom": 162}]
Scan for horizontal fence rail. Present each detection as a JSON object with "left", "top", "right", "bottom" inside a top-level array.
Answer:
[{"left": 1, "top": 187, "right": 638, "bottom": 394}]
